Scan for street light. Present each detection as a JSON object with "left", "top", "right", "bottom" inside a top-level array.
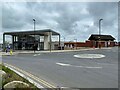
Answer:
[
  {"left": 33, "top": 19, "right": 36, "bottom": 53},
  {"left": 99, "top": 19, "right": 103, "bottom": 35},
  {"left": 98, "top": 19, "right": 103, "bottom": 48}
]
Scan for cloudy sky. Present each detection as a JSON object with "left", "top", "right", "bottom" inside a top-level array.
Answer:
[{"left": 1, "top": 1, "right": 118, "bottom": 43}]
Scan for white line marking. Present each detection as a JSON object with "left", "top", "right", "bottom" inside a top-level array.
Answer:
[
  {"left": 33, "top": 54, "right": 41, "bottom": 56},
  {"left": 96, "top": 62, "right": 115, "bottom": 66},
  {"left": 56, "top": 63, "right": 102, "bottom": 69},
  {"left": 33, "top": 54, "right": 37, "bottom": 56},
  {"left": 56, "top": 63, "right": 71, "bottom": 66}
]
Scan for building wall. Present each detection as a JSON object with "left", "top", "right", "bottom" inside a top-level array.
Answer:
[
  {"left": 76, "top": 42, "right": 86, "bottom": 47},
  {"left": 64, "top": 40, "right": 116, "bottom": 48},
  {"left": 85, "top": 41, "right": 94, "bottom": 47},
  {"left": 51, "top": 42, "right": 64, "bottom": 50},
  {"left": 109, "top": 42, "right": 115, "bottom": 47}
]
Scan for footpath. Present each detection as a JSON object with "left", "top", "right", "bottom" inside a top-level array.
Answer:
[
  {"left": 0, "top": 47, "right": 112, "bottom": 56},
  {"left": 1, "top": 48, "right": 96, "bottom": 56}
]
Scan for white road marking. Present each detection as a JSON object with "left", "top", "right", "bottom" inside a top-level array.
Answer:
[
  {"left": 74, "top": 54, "right": 105, "bottom": 59},
  {"left": 96, "top": 62, "right": 116, "bottom": 66},
  {"left": 56, "top": 63, "right": 71, "bottom": 66},
  {"left": 56, "top": 63, "right": 102, "bottom": 69},
  {"left": 33, "top": 54, "right": 41, "bottom": 56},
  {"left": 33, "top": 54, "right": 37, "bottom": 56},
  {"left": 101, "top": 48, "right": 112, "bottom": 49}
]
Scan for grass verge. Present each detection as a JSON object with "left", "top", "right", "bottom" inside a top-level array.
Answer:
[{"left": 1, "top": 64, "right": 40, "bottom": 90}]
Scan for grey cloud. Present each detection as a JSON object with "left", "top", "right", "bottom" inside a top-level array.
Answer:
[
  {"left": 25, "top": 2, "right": 89, "bottom": 34},
  {"left": 2, "top": 3, "right": 27, "bottom": 30},
  {"left": 87, "top": 2, "right": 118, "bottom": 27},
  {"left": 1, "top": 2, "right": 118, "bottom": 42},
  {"left": 87, "top": 2, "right": 118, "bottom": 40}
]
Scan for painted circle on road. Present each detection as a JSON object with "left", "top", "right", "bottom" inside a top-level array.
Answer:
[{"left": 74, "top": 54, "right": 105, "bottom": 59}]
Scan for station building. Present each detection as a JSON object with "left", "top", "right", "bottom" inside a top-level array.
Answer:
[{"left": 3, "top": 29, "right": 60, "bottom": 51}]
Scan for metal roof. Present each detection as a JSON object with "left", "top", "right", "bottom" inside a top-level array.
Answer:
[
  {"left": 88, "top": 34, "right": 115, "bottom": 41},
  {"left": 3, "top": 29, "right": 60, "bottom": 36}
]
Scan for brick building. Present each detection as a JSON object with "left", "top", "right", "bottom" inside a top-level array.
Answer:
[
  {"left": 64, "top": 34, "right": 116, "bottom": 48},
  {"left": 88, "top": 34, "right": 116, "bottom": 48}
]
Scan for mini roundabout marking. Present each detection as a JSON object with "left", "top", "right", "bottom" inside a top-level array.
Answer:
[{"left": 74, "top": 54, "right": 105, "bottom": 59}]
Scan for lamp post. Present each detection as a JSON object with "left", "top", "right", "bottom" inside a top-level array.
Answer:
[
  {"left": 98, "top": 19, "right": 103, "bottom": 48},
  {"left": 99, "top": 19, "right": 103, "bottom": 35},
  {"left": 33, "top": 19, "right": 36, "bottom": 53}
]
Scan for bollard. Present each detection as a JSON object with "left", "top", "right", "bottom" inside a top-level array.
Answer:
[{"left": 10, "top": 50, "right": 13, "bottom": 55}]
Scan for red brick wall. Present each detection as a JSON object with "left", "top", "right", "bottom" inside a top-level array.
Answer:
[
  {"left": 64, "top": 41, "right": 116, "bottom": 48},
  {"left": 100, "top": 42, "right": 105, "bottom": 47},
  {"left": 76, "top": 42, "right": 86, "bottom": 47},
  {"left": 85, "top": 41, "right": 93, "bottom": 47},
  {"left": 109, "top": 42, "right": 115, "bottom": 47}
]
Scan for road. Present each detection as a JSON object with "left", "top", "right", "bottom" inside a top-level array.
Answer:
[{"left": 2, "top": 47, "right": 118, "bottom": 88}]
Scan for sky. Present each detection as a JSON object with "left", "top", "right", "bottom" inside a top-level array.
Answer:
[{"left": 1, "top": 1, "right": 118, "bottom": 43}]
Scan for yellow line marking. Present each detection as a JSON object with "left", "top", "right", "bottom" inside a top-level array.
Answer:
[{"left": 4, "top": 63, "right": 56, "bottom": 88}]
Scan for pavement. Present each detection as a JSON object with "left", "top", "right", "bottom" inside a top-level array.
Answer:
[
  {"left": 2, "top": 47, "right": 118, "bottom": 88},
  {"left": 0, "top": 47, "right": 112, "bottom": 56}
]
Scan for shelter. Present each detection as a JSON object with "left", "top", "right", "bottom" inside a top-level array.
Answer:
[{"left": 3, "top": 29, "right": 60, "bottom": 50}]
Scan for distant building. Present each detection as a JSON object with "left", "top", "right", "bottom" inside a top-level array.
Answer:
[
  {"left": 88, "top": 34, "right": 116, "bottom": 48},
  {"left": 64, "top": 34, "right": 116, "bottom": 48}
]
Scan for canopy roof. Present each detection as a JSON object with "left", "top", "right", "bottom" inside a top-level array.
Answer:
[{"left": 3, "top": 29, "right": 60, "bottom": 36}]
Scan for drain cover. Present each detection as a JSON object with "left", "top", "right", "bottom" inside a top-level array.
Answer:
[{"left": 74, "top": 54, "right": 105, "bottom": 59}]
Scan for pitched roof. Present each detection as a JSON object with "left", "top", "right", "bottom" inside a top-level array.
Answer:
[{"left": 88, "top": 34, "right": 115, "bottom": 41}]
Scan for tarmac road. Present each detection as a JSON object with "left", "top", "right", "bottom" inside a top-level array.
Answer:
[{"left": 2, "top": 47, "right": 118, "bottom": 88}]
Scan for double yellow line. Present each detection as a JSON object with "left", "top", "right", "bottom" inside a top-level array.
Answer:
[{"left": 4, "top": 63, "right": 56, "bottom": 88}]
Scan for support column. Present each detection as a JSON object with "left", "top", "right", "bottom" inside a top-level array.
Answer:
[
  {"left": 49, "top": 32, "right": 52, "bottom": 52},
  {"left": 44, "top": 32, "right": 52, "bottom": 51},
  {"left": 15, "top": 36, "right": 16, "bottom": 42},
  {"left": 59, "top": 34, "right": 60, "bottom": 47},
  {"left": 44, "top": 35, "right": 49, "bottom": 50},
  {"left": 14, "top": 36, "right": 16, "bottom": 50},
  {"left": 37, "top": 35, "right": 40, "bottom": 51},
  {"left": 12, "top": 35, "right": 14, "bottom": 50},
  {"left": 3, "top": 34, "right": 5, "bottom": 51}
]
